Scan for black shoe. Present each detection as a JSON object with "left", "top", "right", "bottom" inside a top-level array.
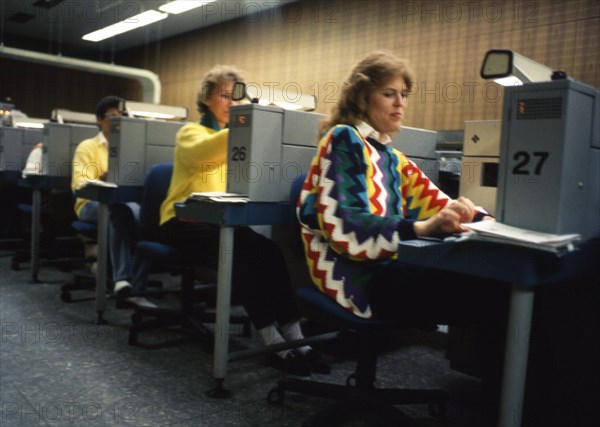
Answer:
[
  {"left": 266, "top": 350, "right": 311, "bottom": 377},
  {"left": 305, "top": 349, "right": 331, "bottom": 374}
]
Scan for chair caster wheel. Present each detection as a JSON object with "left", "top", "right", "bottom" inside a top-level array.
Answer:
[
  {"left": 428, "top": 402, "right": 447, "bottom": 420},
  {"left": 128, "top": 333, "right": 137, "bottom": 346},
  {"left": 61, "top": 291, "right": 72, "bottom": 302},
  {"left": 346, "top": 373, "right": 357, "bottom": 387},
  {"left": 267, "top": 387, "right": 284, "bottom": 405},
  {"left": 131, "top": 312, "right": 143, "bottom": 324}
]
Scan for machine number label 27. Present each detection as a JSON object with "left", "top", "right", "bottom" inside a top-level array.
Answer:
[{"left": 512, "top": 151, "right": 549, "bottom": 175}]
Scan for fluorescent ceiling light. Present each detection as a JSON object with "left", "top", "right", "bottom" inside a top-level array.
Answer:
[
  {"left": 159, "top": 1, "right": 217, "bottom": 15},
  {"left": 83, "top": 10, "right": 168, "bottom": 42}
]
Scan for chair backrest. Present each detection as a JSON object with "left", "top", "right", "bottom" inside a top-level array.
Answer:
[
  {"left": 139, "top": 162, "right": 174, "bottom": 230},
  {"left": 290, "top": 173, "right": 307, "bottom": 258}
]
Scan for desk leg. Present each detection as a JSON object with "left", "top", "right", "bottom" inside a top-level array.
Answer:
[
  {"left": 30, "top": 188, "right": 41, "bottom": 283},
  {"left": 209, "top": 225, "right": 234, "bottom": 398},
  {"left": 498, "top": 283, "right": 534, "bottom": 427},
  {"left": 95, "top": 202, "right": 108, "bottom": 324}
]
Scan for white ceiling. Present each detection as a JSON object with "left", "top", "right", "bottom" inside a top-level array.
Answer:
[{"left": 1, "top": 0, "right": 298, "bottom": 56}]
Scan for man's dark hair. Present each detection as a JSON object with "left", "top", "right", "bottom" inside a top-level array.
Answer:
[{"left": 95, "top": 96, "right": 124, "bottom": 119}]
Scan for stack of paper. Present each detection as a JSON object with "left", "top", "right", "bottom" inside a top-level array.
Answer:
[
  {"left": 462, "top": 221, "right": 580, "bottom": 253},
  {"left": 83, "top": 179, "right": 118, "bottom": 188},
  {"left": 189, "top": 192, "right": 249, "bottom": 204}
]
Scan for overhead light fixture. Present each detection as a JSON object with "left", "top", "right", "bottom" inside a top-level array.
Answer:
[
  {"left": 480, "top": 49, "right": 554, "bottom": 86},
  {"left": 233, "top": 82, "right": 317, "bottom": 111},
  {"left": 123, "top": 101, "right": 188, "bottom": 120},
  {"left": 82, "top": 10, "right": 168, "bottom": 42},
  {"left": 12, "top": 117, "right": 47, "bottom": 129},
  {"left": 159, "top": 0, "right": 217, "bottom": 15},
  {"left": 51, "top": 109, "right": 97, "bottom": 125}
]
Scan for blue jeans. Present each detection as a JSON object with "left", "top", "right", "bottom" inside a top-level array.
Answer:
[{"left": 79, "top": 201, "right": 140, "bottom": 283}]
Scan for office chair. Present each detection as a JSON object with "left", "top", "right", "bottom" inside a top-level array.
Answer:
[
  {"left": 9, "top": 203, "right": 34, "bottom": 271},
  {"left": 267, "top": 174, "right": 449, "bottom": 427},
  {"left": 11, "top": 198, "right": 88, "bottom": 276},
  {"left": 60, "top": 219, "right": 98, "bottom": 302},
  {"left": 128, "top": 162, "right": 250, "bottom": 350}
]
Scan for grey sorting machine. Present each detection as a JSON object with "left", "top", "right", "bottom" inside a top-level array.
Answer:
[
  {"left": 390, "top": 126, "right": 440, "bottom": 185},
  {"left": 41, "top": 123, "right": 98, "bottom": 177},
  {"left": 226, "top": 104, "right": 323, "bottom": 202},
  {"left": 106, "top": 117, "right": 185, "bottom": 186},
  {"left": 496, "top": 79, "right": 599, "bottom": 239},
  {"left": 0, "top": 127, "right": 43, "bottom": 172},
  {"left": 459, "top": 120, "right": 501, "bottom": 215}
]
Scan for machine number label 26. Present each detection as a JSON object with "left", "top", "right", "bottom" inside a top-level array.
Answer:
[{"left": 231, "top": 146, "right": 247, "bottom": 161}]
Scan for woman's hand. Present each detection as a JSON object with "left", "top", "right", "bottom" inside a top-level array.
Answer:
[{"left": 413, "top": 197, "right": 476, "bottom": 237}]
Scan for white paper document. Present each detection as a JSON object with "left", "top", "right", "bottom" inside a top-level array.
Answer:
[
  {"left": 462, "top": 221, "right": 580, "bottom": 253},
  {"left": 189, "top": 192, "right": 249, "bottom": 203},
  {"left": 83, "top": 179, "right": 118, "bottom": 188}
]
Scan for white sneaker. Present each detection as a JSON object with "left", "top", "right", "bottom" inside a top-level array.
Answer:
[
  {"left": 126, "top": 297, "right": 157, "bottom": 309},
  {"left": 114, "top": 280, "right": 132, "bottom": 296}
]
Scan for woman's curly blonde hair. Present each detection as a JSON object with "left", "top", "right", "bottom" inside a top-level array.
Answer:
[
  {"left": 196, "top": 64, "right": 245, "bottom": 114},
  {"left": 320, "top": 51, "right": 415, "bottom": 135}
]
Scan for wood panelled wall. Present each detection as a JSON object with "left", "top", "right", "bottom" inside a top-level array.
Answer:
[
  {"left": 2, "top": 0, "right": 597, "bottom": 130},
  {"left": 0, "top": 58, "right": 141, "bottom": 120},
  {"left": 119, "top": 0, "right": 599, "bottom": 130}
]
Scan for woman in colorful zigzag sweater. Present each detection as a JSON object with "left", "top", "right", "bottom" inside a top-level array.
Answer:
[{"left": 298, "top": 51, "right": 507, "bottom": 326}]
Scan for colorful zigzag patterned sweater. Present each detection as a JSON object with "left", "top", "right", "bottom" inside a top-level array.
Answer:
[{"left": 298, "top": 124, "right": 481, "bottom": 319}]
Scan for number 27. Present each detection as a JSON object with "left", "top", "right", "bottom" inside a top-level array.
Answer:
[{"left": 512, "top": 151, "right": 549, "bottom": 175}]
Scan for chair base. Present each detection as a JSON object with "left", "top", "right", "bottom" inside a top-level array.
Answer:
[
  {"left": 60, "top": 273, "right": 96, "bottom": 302},
  {"left": 129, "top": 307, "right": 214, "bottom": 351},
  {"left": 269, "top": 377, "right": 448, "bottom": 427},
  {"left": 128, "top": 303, "right": 251, "bottom": 351}
]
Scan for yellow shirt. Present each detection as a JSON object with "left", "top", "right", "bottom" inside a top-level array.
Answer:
[
  {"left": 71, "top": 132, "right": 107, "bottom": 217},
  {"left": 160, "top": 123, "right": 229, "bottom": 225}
]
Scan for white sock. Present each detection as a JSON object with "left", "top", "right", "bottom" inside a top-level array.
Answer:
[
  {"left": 258, "top": 324, "right": 289, "bottom": 358},
  {"left": 281, "top": 320, "right": 311, "bottom": 355}
]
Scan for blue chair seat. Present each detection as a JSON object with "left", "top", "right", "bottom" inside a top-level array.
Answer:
[
  {"left": 71, "top": 220, "right": 97, "bottom": 239},
  {"left": 17, "top": 203, "right": 33, "bottom": 215},
  {"left": 296, "top": 287, "right": 397, "bottom": 332}
]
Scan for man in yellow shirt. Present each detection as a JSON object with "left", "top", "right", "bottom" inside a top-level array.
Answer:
[{"left": 71, "top": 96, "right": 153, "bottom": 308}]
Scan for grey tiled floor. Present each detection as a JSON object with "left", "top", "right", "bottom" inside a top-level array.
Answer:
[{"left": 0, "top": 250, "right": 493, "bottom": 427}]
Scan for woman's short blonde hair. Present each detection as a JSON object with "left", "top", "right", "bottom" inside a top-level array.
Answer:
[
  {"left": 196, "top": 64, "right": 245, "bottom": 114},
  {"left": 321, "top": 51, "right": 415, "bottom": 134}
]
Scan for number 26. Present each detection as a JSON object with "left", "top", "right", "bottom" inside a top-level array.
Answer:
[{"left": 231, "top": 146, "right": 246, "bottom": 161}]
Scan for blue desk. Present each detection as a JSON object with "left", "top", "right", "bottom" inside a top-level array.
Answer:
[
  {"left": 175, "top": 199, "right": 599, "bottom": 422},
  {"left": 174, "top": 200, "right": 293, "bottom": 394},
  {"left": 18, "top": 174, "right": 71, "bottom": 282},
  {"left": 398, "top": 238, "right": 599, "bottom": 427},
  {"left": 75, "top": 183, "right": 143, "bottom": 323}
]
